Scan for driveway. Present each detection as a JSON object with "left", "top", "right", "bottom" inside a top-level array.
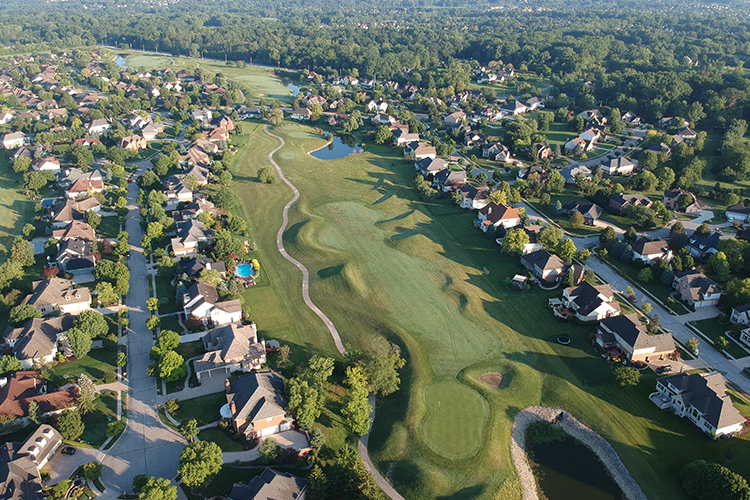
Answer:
[
  {"left": 221, "top": 430, "right": 310, "bottom": 463},
  {"left": 46, "top": 446, "right": 100, "bottom": 485}
]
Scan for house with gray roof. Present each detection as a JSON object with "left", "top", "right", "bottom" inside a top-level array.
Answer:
[
  {"left": 597, "top": 313, "right": 675, "bottom": 363},
  {"left": 673, "top": 270, "right": 721, "bottom": 308},
  {"left": 4, "top": 315, "right": 74, "bottom": 368},
  {"left": 195, "top": 322, "right": 266, "bottom": 380},
  {"left": 0, "top": 425, "right": 62, "bottom": 500},
  {"left": 652, "top": 372, "right": 745, "bottom": 437},
  {"left": 183, "top": 281, "right": 241, "bottom": 326},
  {"left": 22, "top": 279, "right": 90, "bottom": 316},
  {"left": 225, "top": 371, "right": 295, "bottom": 439},
  {"left": 228, "top": 468, "right": 306, "bottom": 500},
  {"left": 171, "top": 219, "right": 214, "bottom": 257}
]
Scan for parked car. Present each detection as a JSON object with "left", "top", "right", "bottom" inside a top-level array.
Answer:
[
  {"left": 656, "top": 365, "right": 673, "bottom": 374},
  {"left": 627, "top": 295, "right": 638, "bottom": 303},
  {"left": 61, "top": 447, "right": 76, "bottom": 455}
]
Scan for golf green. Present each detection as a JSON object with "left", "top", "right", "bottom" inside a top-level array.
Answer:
[{"left": 420, "top": 380, "right": 489, "bottom": 460}]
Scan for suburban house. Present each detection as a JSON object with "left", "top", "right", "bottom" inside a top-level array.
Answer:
[
  {"left": 597, "top": 313, "right": 675, "bottom": 363},
  {"left": 578, "top": 109, "right": 606, "bottom": 123},
  {"left": 414, "top": 157, "right": 448, "bottom": 177},
  {"left": 119, "top": 135, "right": 147, "bottom": 151},
  {"left": 22, "top": 279, "right": 91, "bottom": 316},
  {"left": 171, "top": 219, "right": 214, "bottom": 257},
  {"left": 194, "top": 322, "right": 266, "bottom": 380},
  {"left": 580, "top": 127, "right": 604, "bottom": 143},
  {"left": 514, "top": 225, "right": 545, "bottom": 255},
  {"left": 664, "top": 189, "right": 701, "bottom": 214},
  {"left": 730, "top": 304, "right": 750, "bottom": 326},
  {"left": 372, "top": 113, "right": 396, "bottom": 125},
  {"left": 225, "top": 371, "right": 295, "bottom": 439},
  {"left": 518, "top": 165, "right": 547, "bottom": 182},
  {"left": 561, "top": 165, "right": 592, "bottom": 184},
  {"left": 564, "top": 137, "right": 594, "bottom": 152},
  {"left": 561, "top": 282, "right": 621, "bottom": 322},
  {"left": 183, "top": 282, "right": 242, "bottom": 326},
  {"left": 2, "top": 132, "right": 26, "bottom": 150},
  {"left": 609, "top": 193, "right": 652, "bottom": 214},
  {"left": 366, "top": 100, "right": 388, "bottom": 113},
  {"left": 482, "top": 142, "right": 511, "bottom": 162},
  {"left": 142, "top": 123, "right": 164, "bottom": 141},
  {"left": 72, "top": 138, "right": 101, "bottom": 149},
  {"left": 459, "top": 185, "right": 490, "bottom": 210},
  {"left": 56, "top": 240, "right": 96, "bottom": 276},
  {"left": 30, "top": 157, "right": 61, "bottom": 172},
  {"left": 85, "top": 118, "right": 111, "bottom": 134},
  {"left": 739, "top": 327, "right": 750, "bottom": 348},
  {"left": 394, "top": 129, "right": 420, "bottom": 146},
  {"left": 673, "top": 270, "right": 721, "bottom": 308},
  {"left": 445, "top": 111, "right": 467, "bottom": 127},
  {"left": 51, "top": 221, "right": 96, "bottom": 242},
  {"left": 164, "top": 181, "right": 194, "bottom": 210},
  {"left": 66, "top": 177, "right": 104, "bottom": 199},
  {"left": 0, "top": 425, "right": 64, "bottom": 499},
  {"left": 524, "top": 97, "right": 544, "bottom": 111},
  {"left": 561, "top": 200, "right": 602, "bottom": 225},
  {"left": 603, "top": 158, "right": 635, "bottom": 176},
  {"left": 685, "top": 231, "right": 721, "bottom": 259},
  {"left": 477, "top": 203, "right": 521, "bottom": 231},
  {"left": 211, "top": 115, "right": 235, "bottom": 131},
  {"left": 180, "top": 147, "right": 211, "bottom": 168},
  {"left": 0, "top": 371, "right": 77, "bottom": 420},
  {"left": 404, "top": 142, "right": 437, "bottom": 160},
  {"left": 500, "top": 100, "right": 528, "bottom": 116},
  {"left": 726, "top": 204, "right": 750, "bottom": 223},
  {"left": 290, "top": 108, "right": 311, "bottom": 121},
  {"left": 50, "top": 197, "right": 101, "bottom": 229},
  {"left": 676, "top": 126, "right": 698, "bottom": 140},
  {"left": 177, "top": 257, "right": 227, "bottom": 280},
  {"left": 621, "top": 111, "right": 641, "bottom": 124},
  {"left": 191, "top": 108, "right": 213, "bottom": 126},
  {"left": 432, "top": 169, "right": 468, "bottom": 192},
  {"left": 520, "top": 250, "right": 569, "bottom": 283},
  {"left": 531, "top": 142, "right": 552, "bottom": 159},
  {"left": 631, "top": 238, "right": 673, "bottom": 264},
  {"left": 227, "top": 468, "right": 307, "bottom": 500},
  {"left": 57, "top": 168, "right": 102, "bottom": 188},
  {"left": 651, "top": 372, "right": 745, "bottom": 438},
  {"left": 204, "top": 127, "right": 229, "bottom": 142},
  {"left": 4, "top": 315, "right": 74, "bottom": 368}
]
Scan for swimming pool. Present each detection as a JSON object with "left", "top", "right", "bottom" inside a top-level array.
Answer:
[{"left": 235, "top": 263, "right": 254, "bottom": 277}]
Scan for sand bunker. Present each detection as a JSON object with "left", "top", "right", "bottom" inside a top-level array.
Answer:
[{"left": 479, "top": 372, "right": 505, "bottom": 387}]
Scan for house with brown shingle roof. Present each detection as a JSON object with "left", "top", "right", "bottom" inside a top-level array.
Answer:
[
  {"left": 225, "top": 371, "right": 294, "bottom": 439},
  {"left": 51, "top": 221, "right": 95, "bottom": 242},
  {"left": 66, "top": 177, "right": 104, "bottom": 199},
  {"left": 477, "top": 203, "right": 521, "bottom": 232},
  {"left": 22, "top": 279, "right": 90, "bottom": 316},
  {"left": 119, "top": 134, "right": 147, "bottom": 151},
  {"left": 195, "top": 322, "right": 266, "bottom": 380},
  {"left": 598, "top": 313, "right": 675, "bottom": 363},
  {"left": 632, "top": 238, "right": 672, "bottom": 264},
  {"left": 0, "top": 372, "right": 76, "bottom": 420},
  {"left": 183, "top": 282, "right": 241, "bottom": 325},
  {"left": 51, "top": 197, "right": 101, "bottom": 228},
  {"left": 673, "top": 270, "right": 721, "bottom": 308},
  {"left": 228, "top": 468, "right": 307, "bottom": 500}
]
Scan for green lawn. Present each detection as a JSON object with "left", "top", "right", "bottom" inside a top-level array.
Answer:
[
  {"left": 419, "top": 379, "right": 489, "bottom": 460},
  {"left": 599, "top": 253, "right": 690, "bottom": 315},
  {"left": 98, "top": 216, "right": 120, "bottom": 239},
  {"left": 690, "top": 318, "right": 750, "bottom": 360},
  {"left": 0, "top": 153, "right": 35, "bottom": 258},
  {"left": 197, "top": 428, "right": 244, "bottom": 452},
  {"left": 159, "top": 314, "right": 184, "bottom": 334},
  {"left": 124, "top": 51, "right": 294, "bottom": 104},
  {"left": 173, "top": 392, "right": 226, "bottom": 425},
  {"left": 49, "top": 348, "right": 118, "bottom": 386},
  {"left": 176, "top": 340, "right": 204, "bottom": 360},
  {"left": 103, "top": 314, "right": 119, "bottom": 337},
  {"left": 224, "top": 121, "right": 750, "bottom": 500},
  {"left": 80, "top": 392, "right": 118, "bottom": 448},
  {"left": 526, "top": 194, "right": 603, "bottom": 235},
  {"left": 155, "top": 275, "right": 181, "bottom": 314}
]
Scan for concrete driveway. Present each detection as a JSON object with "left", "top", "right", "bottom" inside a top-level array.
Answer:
[{"left": 46, "top": 446, "right": 100, "bottom": 485}]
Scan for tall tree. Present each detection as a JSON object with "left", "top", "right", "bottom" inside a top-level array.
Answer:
[{"left": 341, "top": 366, "right": 372, "bottom": 436}]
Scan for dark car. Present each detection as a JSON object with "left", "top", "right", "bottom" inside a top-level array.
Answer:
[
  {"left": 61, "top": 447, "right": 76, "bottom": 455},
  {"left": 656, "top": 365, "right": 673, "bottom": 374}
]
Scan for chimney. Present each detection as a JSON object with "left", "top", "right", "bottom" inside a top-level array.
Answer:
[
  {"left": 230, "top": 401, "right": 236, "bottom": 415},
  {"left": 225, "top": 379, "right": 231, "bottom": 393}
]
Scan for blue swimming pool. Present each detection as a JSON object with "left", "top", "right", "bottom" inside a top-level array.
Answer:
[{"left": 236, "top": 263, "right": 254, "bottom": 277}]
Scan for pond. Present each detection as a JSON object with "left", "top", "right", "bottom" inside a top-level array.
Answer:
[
  {"left": 286, "top": 82, "right": 302, "bottom": 97},
  {"left": 113, "top": 55, "right": 128, "bottom": 69},
  {"left": 310, "top": 136, "right": 363, "bottom": 160},
  {"left": 528, "top": 436, "right": 623, "bottom": 500}
]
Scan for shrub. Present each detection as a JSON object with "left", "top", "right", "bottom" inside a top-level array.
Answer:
[
  {"left": 165, "top": 399, "right": 179, "bottom": 415},
  {"left": 104, "top": 371, "right": 117, "bottom": 384}
]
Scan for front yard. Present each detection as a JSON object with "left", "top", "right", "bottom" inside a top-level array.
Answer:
[
  {"left": 690, "top": 318, "right": 750, "bottom": 360},
  {"left": 48, "top": 348, "right": 118, "bottom": 387},
  {"left": 172, "top": 392, "right": 226, "bottom": 426},
  {"left": 155, "top": 275, "right": 181, "bottom": 314},
  {"left": 79, "top": 391, "right": 118, "bottom": 448}
]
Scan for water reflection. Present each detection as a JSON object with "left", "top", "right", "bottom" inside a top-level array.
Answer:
[{"left": 310, "top": 136, "right": 363, "bottom": 160}]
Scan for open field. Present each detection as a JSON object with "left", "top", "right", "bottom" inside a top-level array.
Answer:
[
  {"left": 124, "top": 52, "right": 294, "bottom": 104},
  {"left": 228, "top": 119, "right": 750, "bottom": 500},
  {"left": 0, "top": 155, "right": 35, "bottom": 258}
]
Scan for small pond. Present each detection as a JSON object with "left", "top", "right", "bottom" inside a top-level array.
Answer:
[
  {"left": 286, "top": 82, "right": 302, "bottom": 97},
  {"left": 113, "top": 55, "right": 128, "bottom": 69},
  {"left": 310, "top": 136, "right": 363, "bottom": 160},
  {"left": 528, "top": 436, "right": 623, "bottom": 500}
]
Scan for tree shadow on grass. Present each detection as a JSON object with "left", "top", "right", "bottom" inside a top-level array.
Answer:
[{"left": 436, "top": 484, "right": 486, "bottom": 500}]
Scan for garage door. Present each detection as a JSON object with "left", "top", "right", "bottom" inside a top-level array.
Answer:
[{"left": 260, "top": 425, "right": 280, "bottom": 437}]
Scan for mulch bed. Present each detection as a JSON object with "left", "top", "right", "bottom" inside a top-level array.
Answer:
[{"left": 479, "top": 372, "right": 505, "bottom": 388}]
